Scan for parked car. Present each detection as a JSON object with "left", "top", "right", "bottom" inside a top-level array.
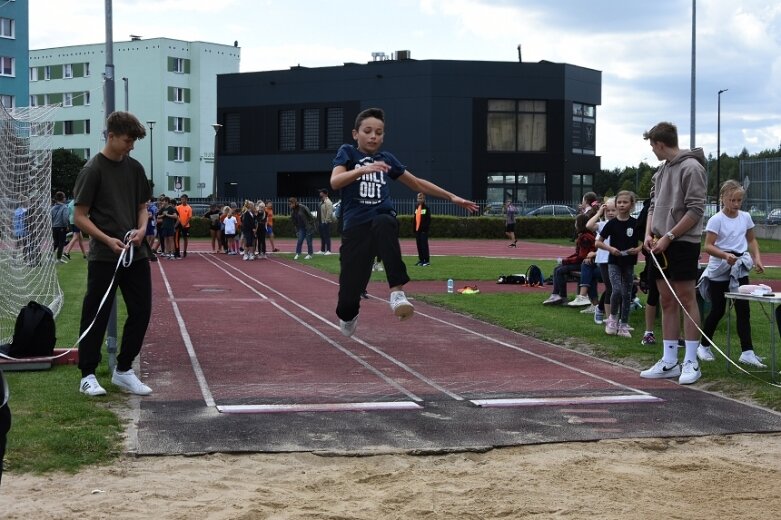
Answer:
[
  {"left": 524, "top": 205, "right": 578, "bottom": 217},
  {"left": 766, "top": 208, "right": 781, "bottom": 225},
  {"left": 483, "top": 202, "right": 506, "bottom": 216}
]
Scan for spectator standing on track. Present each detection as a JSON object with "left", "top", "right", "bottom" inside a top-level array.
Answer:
[
  {"left": 73, "top": 111, "right": 153, "bottom": 397},
  {"left": 204, "top": 203, "right": 222, "bottom": 253},
  {"left": 64, "top": 197, "right": 87, "bottom": 260},
  {"left": 317, "top": 189, "right": 335, "bottom": 255},
  {"left": 639, "top": 121, "right": 707, "bottom": 385},
  {"left": 504, "top": 199, "right": 518, "bottom": 247},
  {"left": 159, "top": 197, "right": 179, "bottom": 259},
  {"left": 289, "top": 197, "right": 315, "bottom": 260},
  {"left": 255, "top": 200, "right": 268, "bottom": 258},
  {"left": 175, "top": 194, "right": 193, "bottom": 258},
  {"left": 595, "top": 190, "right": 642, "bottom": 338},
  {"left": 414, "top": 192, "right": 431, "bottom": 266},
  {"left": 223, "top": 206, "right": 238, "bottom": 255},
  {"left": 697, "top": 180, "right": 765, "bottom": 368},
  {"left": 265, "top": 201, "right": 278, "bottom": 253},
  {"left": 241, "top": 200, "right": 258, "bottom": 260},
  {"left": 542, "top": 214, "right": 595, "bottom": 306},
  {"left": 50, "top": 191, "right": 70, "bottom": 264},
  {"left": 145, "top": 198, "right": 158, "bottom": 262},
  {"left": 330, "top": 107, "right": 477, "bottom": 337}
]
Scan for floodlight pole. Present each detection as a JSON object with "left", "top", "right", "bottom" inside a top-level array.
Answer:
[
  {"left": 105, "top": 0, "right": 118, "bottom": 372},
  {"left": 716, "top": 89, "right": 728, "bottom": 193},
  {"left": 211, "top": 123, "right": 222, "bottom": 198},
  {"left": 146, "top": 121, "right": 155, "bottom": 192}
]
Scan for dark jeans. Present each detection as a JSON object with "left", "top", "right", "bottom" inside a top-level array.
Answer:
[
  {"left": 52, "top": 226, "right": 68, "bottom": 259},
  {"left": 552, "top": 263, "right": 581, "bottom": 298},
  {"left": 337, "top": 214, "right": 410, "bottom": 321},
  {"left": 319, "top": 222, "right": 332, "bottom": 253},
  {"left": 415, "top": 231, "right": 429, "bottom": 263},
  {"left": 256, "top": 225, "right": 267, "bottom": 254},
  {"left": 579, "top": 261, "right": 602, "bottom": 300},
  {"left": 295, "top": 228, "right": 313, "bottom": 255},
  {"left": 701, "top": 277, "right": 752, "bottom": 350},
  {"left": 78, "top": 259, "right": 152, "bottom": 376}
]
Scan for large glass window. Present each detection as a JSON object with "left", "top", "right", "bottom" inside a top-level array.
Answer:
[
  {"left": 571, "top": 174, "right": 594, "bottom": 202},
  {"left": 326, "top": 107, "right": 343, "bottom": 149},
  {"left": 302, "top": 108, "right": 319, "bottom": 150},
  {"left": 572, "top": 102, "right": 596, "bottom": 155},
  {"left": 0, "top": 56, "right": 14, "bottom": 76},
  {"left": 487, "top": 99, "right": 547, "bottom": 152},
  {"left": 486, "top": 172, "right": 547, "bottom": 203},
  {"left": 64, "top": 64, "right": 73, "bottom": 79},
  {"left": 0, "top": 18, "right": 14, "bottom": 38},
  {"left": 279, "top": 109, "right": 296, "bottom": 151}
]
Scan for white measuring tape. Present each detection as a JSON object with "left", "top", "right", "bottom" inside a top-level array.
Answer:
[
  {"left": 0, "top": 231, "right": 137, "bottom": 363},
  {"left": 649, "top": 249, "right": 781, "bottom": 389}
]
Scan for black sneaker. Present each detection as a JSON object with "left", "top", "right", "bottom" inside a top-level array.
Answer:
[
  {"left": 361, "top": 291, "right": 369, "bottom": 299},
  {"left": 63, "top": 252, "right": 71, "bottom": 260}
]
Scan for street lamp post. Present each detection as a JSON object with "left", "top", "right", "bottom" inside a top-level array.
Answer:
[
  {"left": 716, "top": 89, "right": 728, "bottom": 193},
  {"left": 146, "top": 121, "right": 155, "bottom": 194},
  {"left": 211, "top": 123, "right": 223, "bottom": 198}
]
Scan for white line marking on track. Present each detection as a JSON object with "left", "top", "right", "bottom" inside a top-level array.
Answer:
[
  {"left": 217, "top": 401, "right": 422, "bottom": 414},
  {"left": 156, "top": 261, "right": 217, "bottom": 408},
  {"left": 471, "top": 394, "right": 662, "bottom": 408},
  {"left": 200, "top": 254, "right": 436, "bottom": 402}
]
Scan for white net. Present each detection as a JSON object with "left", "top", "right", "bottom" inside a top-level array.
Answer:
[{"left": 0, "top": 104, "right": 63, "bottom": 344}]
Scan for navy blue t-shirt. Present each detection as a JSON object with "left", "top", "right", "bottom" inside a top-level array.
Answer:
[
  {"left": 599, "top": 216, "right": 639, "bottom": 266},
  {"left": 332, "top": 144, "right": 406, "bottom": 231}
]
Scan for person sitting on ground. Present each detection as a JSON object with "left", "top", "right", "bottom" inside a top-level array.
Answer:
[{"left": 543, "top": 213, "right": 595, "bottom": 305}]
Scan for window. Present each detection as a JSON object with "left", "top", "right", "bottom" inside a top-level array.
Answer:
[
  {"left": 326, "top": 107, "right": 343, "bottom": 149},
  {"left": 173, "top": 117, "right": 184, "bottom": 132},
  {"left": 0, "top": 18, "right": 14, "bottom": 38},
  {"left": 302, "top": 109, "right": 319, "bottom": 150},
  {"left": 174, "top": 87, "right": 184, "bottom": 103},
  {"left": 224, "top": 112, "right": 240, "bottom": 154},
  {"left": 64, "top": 121, "right": 74, "bottom": 135},
  {"left": 174, "top": 58, "right": 185, "bottom": 73},
  {"left": 0, "top": 56, "right": 14, "bottom": 77},
  {"left": 63, "top": 93, "right": 73, "bottom": 107},
  {"left": 279, "top": 109, "right": 296, "bottom": 151},
  {"left": 571, "top": 174, "right": 594, "bottom": 202},
  {"left": 29, "top": 67, "right": 37, "bottom": 81},
  {"left": 487, "top": 99, "right": 547, "bottom": 152},
  {"left": 84, "top": 62, "right": 90, "bottom": 77},
  {"left": 64, "top": 64, "right": 73, "bottom": 79},
  {"left": 0, "top": 95, "right": 13, "bottom": 109},
  {"left": 44, "top": 66, "right": 51, "bottom": 80},
  {"left": 174, "top": 146, "right": 185, "bottom": 161},
  {"left": 572, "top": 102, "right": 596, "bottom": 155},
  {"left": 29, "top": 95, "right": 37, "bottom": 107},
  {"left": 486, "top": 172, "right": 547, "bottom": 203},
  {"left": 84, "top": 91, "right": 90, "bottom": 105}
]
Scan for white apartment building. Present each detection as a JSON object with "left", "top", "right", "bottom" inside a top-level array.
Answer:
[{"left": 30, "top": 37, "right": 240, "bottom": 197}]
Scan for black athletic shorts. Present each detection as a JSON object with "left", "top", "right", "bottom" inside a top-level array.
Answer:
[{"left": 649, "top": 240, "right": 701, "bottom": 282}]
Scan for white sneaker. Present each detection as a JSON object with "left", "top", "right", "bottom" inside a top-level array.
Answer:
[
  {"left": 112, "top": 368, "right": 152, "bottom": 396},
  {"left": 242, "top": 253, "right": 249, "bottom": 260},
  {"left": 640, "top": 359, "right": 681, "bottom": 379},
  {"left": 304, "top": 254, "right": 312, "bottom": 260},
  {"left": 80, "top": 375, "right": 107, "bottom": 396},
  {"left": 580, "top": 304, "right": 597, "bottom": 314},
  {"left": 339, "top": 316, "right": 358, "bottom": 337},
  {"left": 315, "top": 251, "right": 325, "bottom": 255},
  {"left": 678, "top": 360, "right": 701, "bottom": 385},
  {"left": 293, "top": 254, "right": 300, "bottom": 260},
  {"left": 390, "top": 291, "right": 414, "bottom": 321},
  {"left": 739, "top": 350, "right": 767, "bottom": 368},
  {"left": 617, "top": 322, "right": 632, "bottom": 338},
  {"left": 567, "top": 295, "right": 591, "bottom": 307},
  {"left": 697, "top": 345, "right": 715, "bottom": 362},
  {"left": 324, "top": 251, "right": 332, "bottom": 255},
  {"left": 604, "top": 316, "right": 618, "bottom": 335},
  {"left": 542, "top": 294, "right": 563, "bottom": 305}
]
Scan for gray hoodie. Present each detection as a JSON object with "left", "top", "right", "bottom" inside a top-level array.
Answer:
[{"left": 649, "top": 148, "right": 707, "bottom": 244}]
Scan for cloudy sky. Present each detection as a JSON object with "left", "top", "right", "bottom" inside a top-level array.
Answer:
[{"left": 29, "top": 0, "right": 781, "bottom": 169}]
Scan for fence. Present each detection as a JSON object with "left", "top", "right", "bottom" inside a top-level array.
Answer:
[{"left": 741, "top": 158, "right": 781, "bottom": 219}]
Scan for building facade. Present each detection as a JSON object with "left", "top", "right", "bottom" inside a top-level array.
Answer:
[
  {"left": 216, "top": 56, "right": 601, "bottom": 204},
  {"left": 0, "top": 0, "right": 28, "bottom": 110},
  {"left": 30, "top": 37, "right": 240, "bottom": 197}
]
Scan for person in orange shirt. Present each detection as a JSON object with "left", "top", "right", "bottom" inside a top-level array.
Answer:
[
  {"left": 264, "top": 200, "right": 278, "bottom": 252},
  {"left": 175, "top": 194, "right": 193, "bottom": 258}
]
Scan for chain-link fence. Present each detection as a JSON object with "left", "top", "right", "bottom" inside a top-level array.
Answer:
[{"left": 741, "top": 158, "right": 781, "bottom": 222}]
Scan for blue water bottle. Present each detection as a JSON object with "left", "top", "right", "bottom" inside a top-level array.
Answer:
[{"left": 447, "top": 278, "right": 454, "bottom": 293}]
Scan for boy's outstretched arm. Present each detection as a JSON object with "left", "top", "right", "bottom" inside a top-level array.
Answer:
[
  {"left": 398, "top": 171, "right": 478, "bottom": 212},
  {"left": 330, "top": 162, "right": 391, "bottom": 190}
]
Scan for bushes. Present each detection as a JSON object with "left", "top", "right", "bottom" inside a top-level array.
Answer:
[{"left": 188, "top": 215, "right": 575, "bottom": 239}]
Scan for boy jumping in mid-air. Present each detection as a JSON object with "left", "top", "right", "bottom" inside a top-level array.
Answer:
[{"left": 331, "top": 108, "right": 477, "bottom": 337}]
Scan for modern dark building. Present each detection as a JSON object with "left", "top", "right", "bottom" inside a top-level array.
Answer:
[{"left": 216, "top": 55, "right": 600, "bottom": 204}]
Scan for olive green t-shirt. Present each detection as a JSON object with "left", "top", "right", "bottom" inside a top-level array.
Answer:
[{"left": 74, "top": 153, "right": 151, "bottom": 263}]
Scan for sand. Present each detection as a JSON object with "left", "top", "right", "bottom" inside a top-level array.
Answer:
[{"left": 2, "top": 432, "right": 780, "bottom": 519}]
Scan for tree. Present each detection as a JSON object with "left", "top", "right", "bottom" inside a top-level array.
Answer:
[{"left": 51, "top": 148, "right": 86, "bottom": 196}]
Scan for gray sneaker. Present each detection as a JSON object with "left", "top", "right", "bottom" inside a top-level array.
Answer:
[
  {"left": 339, "top": 315, "right": 358, "bottom": 337},
  {"left": 111, "top": 369, "right": 152, "bottom": 396}
]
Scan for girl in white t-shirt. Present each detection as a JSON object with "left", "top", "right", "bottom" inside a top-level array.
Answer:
[{"left": 698, "top": 180, "right": 765, "bottom": 367}]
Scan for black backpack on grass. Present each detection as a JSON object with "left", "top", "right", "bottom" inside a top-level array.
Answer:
[{"left": 4, "top": 301, "right": 56, "bottom": 358}]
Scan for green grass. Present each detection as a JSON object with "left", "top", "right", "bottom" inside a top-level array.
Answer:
[
  {"left": 4, "top": 243, "right": 781, "bottom": 475},
  {"left": 4, "top": 255, "right": 126, "bottom": 475}
]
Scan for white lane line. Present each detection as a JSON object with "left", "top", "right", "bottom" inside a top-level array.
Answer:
[
  {"left": 471, "top": 394, "right": 663, "bottom": 408},
  {"left": 156, "top": 261, "right": 216, "bottom": 408},
  {"left": 217, "top": 401, "right": 422, "bottom": 414},
  {"left": 200, "top": 254, "right": 428, "bottom": 403}
]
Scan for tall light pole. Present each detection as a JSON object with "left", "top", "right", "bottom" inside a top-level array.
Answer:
[
  {"left": 716, "top": 89, "right": 728, "bottom": 193},
  {"left": 146, "top": 121, "right": 155, "bottom": 194},
  {"left": 211, "top": 123, "right": 222, "bottom": 198},
  {"left": 690, "top": 0, "right": 696, "bottom": 148}
]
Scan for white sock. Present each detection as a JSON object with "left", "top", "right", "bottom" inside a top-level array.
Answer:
[
  {"left": 662, "top": 340, "right": 679, "bottom": 364},
  {"left": 684, "top": 340, "right": 700, "bottom": 364}
]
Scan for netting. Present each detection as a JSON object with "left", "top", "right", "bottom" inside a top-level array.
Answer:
[{"left": 0, "top": 104, "right": 63, "bottom": 344}]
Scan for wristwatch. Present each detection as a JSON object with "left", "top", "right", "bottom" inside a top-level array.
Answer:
[{"left": 664, "top": 231, "right": 676, "bottom": 241}]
